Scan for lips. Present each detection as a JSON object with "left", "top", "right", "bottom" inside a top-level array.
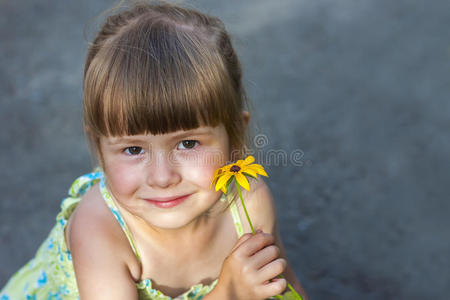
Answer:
[{"left": 144, "top": 194, "right": 192, "bottom": 208}]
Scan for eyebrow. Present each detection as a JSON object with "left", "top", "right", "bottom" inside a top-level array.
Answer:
[
  {"left": 106, "top": 128, "right": 214, "bottom": 145},
  {"left": 106, "top": 137, "right": 147, "bottom": 145},
  {"left": 170, "top": 128, "right": 214, "bottom": 139}
]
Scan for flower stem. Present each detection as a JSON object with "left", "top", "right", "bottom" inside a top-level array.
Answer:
[
  {"left": 235, "top": 181, "right": 255, "bottom": 234},
  {"left": 287, "top": 282, "right": 303, "bottom": 299}
]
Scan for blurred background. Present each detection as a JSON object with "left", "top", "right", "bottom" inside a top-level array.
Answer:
[{"left": 1, "top": 0, "right": 449, "bottom": 299}]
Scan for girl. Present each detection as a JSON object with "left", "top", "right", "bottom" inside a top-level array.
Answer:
[{"left": 0, "top": 1, "right": 307, "bottom": 299}]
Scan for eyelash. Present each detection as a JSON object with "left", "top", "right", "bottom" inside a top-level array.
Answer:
[{"left": 123, "top": 140, "right": 199, "bottom": 156}]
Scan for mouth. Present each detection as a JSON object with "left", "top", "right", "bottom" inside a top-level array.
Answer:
[{"left": 144, "top": 194, "right": 192, "bottom": 208}]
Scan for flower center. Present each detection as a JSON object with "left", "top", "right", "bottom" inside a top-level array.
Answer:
[{"left": 230, "top": 165, "right": 241, "bottom": 172}]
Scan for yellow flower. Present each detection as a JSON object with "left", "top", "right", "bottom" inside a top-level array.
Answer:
[{"left": 211, "top": 155, "right": 268, "bottom": 193}]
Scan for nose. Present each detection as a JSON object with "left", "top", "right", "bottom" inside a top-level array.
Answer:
[{"left": 145, "top": 150, "right": 181, "bottom": 188}]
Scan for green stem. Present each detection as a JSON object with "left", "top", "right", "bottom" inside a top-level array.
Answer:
[
  {"left": 235, "top": 181, "right": 255, "bottom": 234},
  {"left": 286, "top": 281, "right": 303, "bottom": 300},
  {"left": 234, "top": 180, "right": 303, "bottom": 300}
]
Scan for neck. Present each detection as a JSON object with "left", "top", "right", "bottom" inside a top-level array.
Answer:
[{"left": 149, "top": 213, "right": 217, "bottom": 246}]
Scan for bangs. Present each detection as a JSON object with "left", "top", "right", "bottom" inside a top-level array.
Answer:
[{"left": 83, "top": 17, "right": 240, "bottom": 137}]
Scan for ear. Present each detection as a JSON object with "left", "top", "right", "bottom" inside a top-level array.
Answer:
[{"left": 242, "top": 110, "right": 250, "bottom": 130}]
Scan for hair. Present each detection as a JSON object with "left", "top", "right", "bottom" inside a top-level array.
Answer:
[{"left": 83, "top": 1, "right": 252, "bottom": 166}]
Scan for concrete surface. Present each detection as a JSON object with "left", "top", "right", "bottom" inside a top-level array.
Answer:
[{"left": 1, "top": 0, "right": 449, "bottom": 299}]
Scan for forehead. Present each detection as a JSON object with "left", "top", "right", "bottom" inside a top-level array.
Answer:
[{"left": 103, "top": 124, "right": 227, "bottom": 145}]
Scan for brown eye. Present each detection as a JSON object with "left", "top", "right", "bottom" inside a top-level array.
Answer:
[
  {"left": 125, "top": 146, "right": 144, "bottom": 155},
  {"left": 178, "top": 140, "right": 198, "bottom": 150}
]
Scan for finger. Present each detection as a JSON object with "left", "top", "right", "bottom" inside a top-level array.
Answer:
[
  {"left": 230, "top": 233, "right": 253, "bottom": 253},
  {"left": 259, "top": 277, "right": 287, "bottom": 297},
  {"left": 249, "top": 245, "right": 280, "bottom": 270},
  {"left": 242, "top": 232, "right": 275, "bottom": 256},
  {"left": 256, "top": 258, "right": 287, "bottom": 283}
]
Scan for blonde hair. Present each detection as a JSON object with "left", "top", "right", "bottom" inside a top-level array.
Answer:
[{"left": 83, "top": 1, "right": 251, "bottom": 165}]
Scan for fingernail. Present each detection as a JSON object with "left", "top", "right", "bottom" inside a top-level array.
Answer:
[{"left": 256, "top": 229, "right": 263, "bottom": 233}]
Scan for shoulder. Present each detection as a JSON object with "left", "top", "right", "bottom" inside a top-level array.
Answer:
[
  {"left": 237, "top": 177, "right": 277, "bottom": 234},
  {"left": 67, "top": 183, "right": 141, "bottom": 281},
  {"left": 67, "top": 183, "right": 122, "bottom": 254}
]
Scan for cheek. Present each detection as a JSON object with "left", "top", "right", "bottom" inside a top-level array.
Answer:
[
  {"left": 184, "top": 164, "right": 217, "bottom": 189},
  {"left": 104, "top": 160, "right": 141, "bottom": 196},
  {"left": 182, "top": 150, "right": 227, "bottom": 189}
]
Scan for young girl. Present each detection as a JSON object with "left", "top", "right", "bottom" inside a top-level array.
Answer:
[{"left": 1, "top": 1, "right": 307, "bottom": 299}]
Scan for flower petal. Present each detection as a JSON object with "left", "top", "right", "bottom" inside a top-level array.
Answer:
[
  {"left": 243, "top": 155, "right": 255, "bottom": 165},
  {"left": 247, "top": 164, "right": 268, "bottom": 177},
  {"left": 210, "top": 168, "right": 223, "bottom": 188},
  {"left": 222, "top": 164, "right": 232, "bottom": 171},
  {"left": 214, "top": 167, "right": 222, "bottom": 177},
  {"left": 235, "top": 172, "right": 250, "bottom": 191},
  {"left": 215, "top": 173, "right": 233, "bottom": 191},
  {"left": 235, "top": 159, "right": 245, "bottom": 167},
  {"left": 241, "top": 167, "right": 258, "bottom": 178}
]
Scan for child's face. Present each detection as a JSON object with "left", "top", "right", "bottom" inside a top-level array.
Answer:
[{"left": 99, "top": 123, "right": 231, "bottom": 230}]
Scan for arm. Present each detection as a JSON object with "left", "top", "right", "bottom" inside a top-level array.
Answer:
[{"left": 68, "top": 189, "right": 138, "bottom": 300}]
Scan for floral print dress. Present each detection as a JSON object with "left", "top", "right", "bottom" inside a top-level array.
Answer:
[{"left": 0, "top": 171, "right": 245, "bottom": 300}]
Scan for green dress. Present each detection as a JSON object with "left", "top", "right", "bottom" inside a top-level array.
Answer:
[{"left": 0, "top": 171, "right": 245, "bottom": 300}]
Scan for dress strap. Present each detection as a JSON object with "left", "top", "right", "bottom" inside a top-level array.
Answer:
[
  {"left": 221, "top": 193, "right": 245, "bottom": 238},
  {"left": 67, "top": 170, "right": 103, "bottom": 198},
  {"left": 99, "top": 176, "right": 142, "bottom": 262},
  {"left": 59, "top": 171, "right": 104, "bottom": 222}
]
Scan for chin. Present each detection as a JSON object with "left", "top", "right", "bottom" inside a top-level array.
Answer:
[{"left": 141, "top": 212, "right": 196, "bottom": 230}]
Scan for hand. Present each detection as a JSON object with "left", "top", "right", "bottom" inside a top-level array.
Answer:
[{"left": 215, "top": 230, "right": 287, "bottom": 300}]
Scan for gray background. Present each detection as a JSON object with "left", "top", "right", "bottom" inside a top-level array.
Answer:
[{"left": 1, "top": 0, "right": 449, "bottom": 299}]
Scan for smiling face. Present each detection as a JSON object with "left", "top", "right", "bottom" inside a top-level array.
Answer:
[
  {"left": 99, "top": 124, "right": 231, "bottom": 230},
  {"left": 83, "top": 5, "right": 252, "bottom": 231}
]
